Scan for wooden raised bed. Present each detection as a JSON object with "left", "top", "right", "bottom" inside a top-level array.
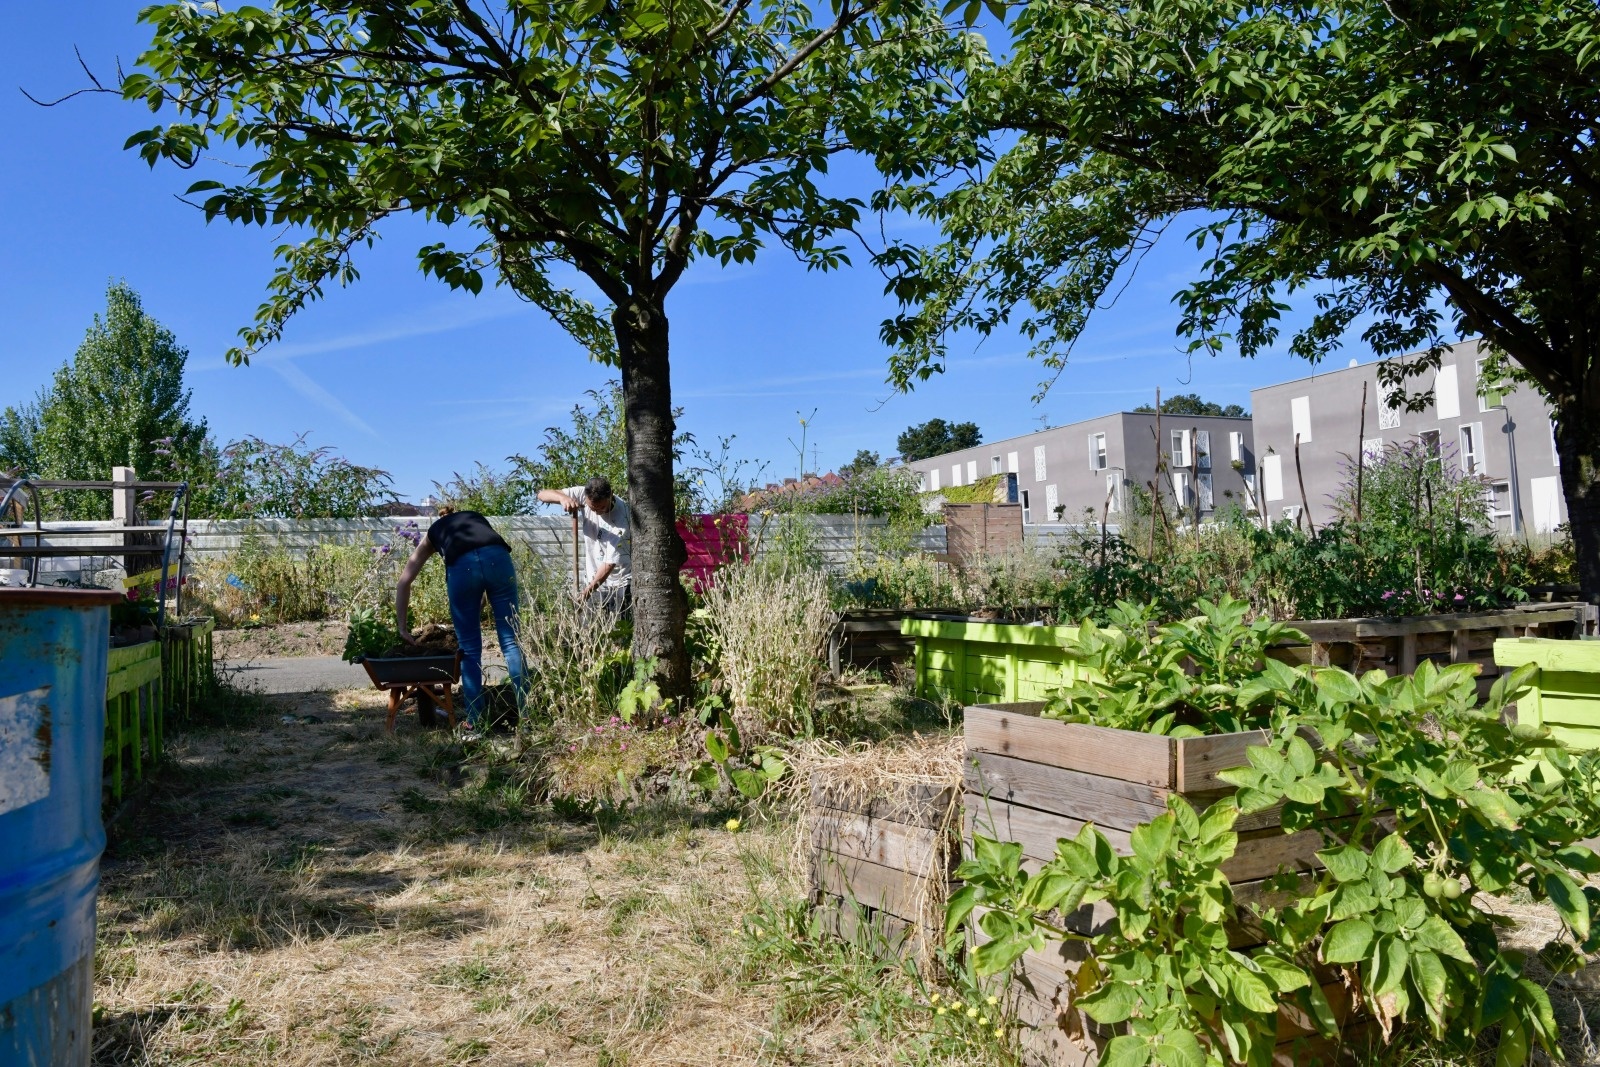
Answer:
[
  {"left": 964, "top": 702, "right": 1360, "bottom": 1067},
  {"left": 905, "top": 604, "right": 1598, "bottom": 704},
  {"left": 104, "top": 640, "right": 162, "bottom": 802},
  {"left": 807, "top": 777, "right": 961, "bottom": 961},
  {"left": 827, "top": 609, "right": 921, "bottom": 675},
  {"left": 161, "top": 617, "right": 215, "bottom": 721},
  {"left": 1494, "top": 637, "right": 1600, "bottom": 756}
]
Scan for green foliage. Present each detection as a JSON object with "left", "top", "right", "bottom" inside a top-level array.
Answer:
[
  {"left": 203, "top": 435, "right": 396, "bottom": 519},
  {"left": 1044, "top": 597, "right": 1307, "bottom": 735},
  {"left": 29, "top": 282, "right": 211, "bottom": 519},
  {"left": 0, "top": 392, "right": 45, "bottom": 476},
  {"left": 110, "top": 588, "right": 159, "bottom": 632},
  {"left": 840, "top": 449, "right": 882, "bottom": 478},
  {"left": 960, "top": 649, "right": 1600, "bottom": 1064},
  {"left": 896, "top": 419, "right": 981, "bottom": 463},
  {"left": 772, "top": 465, "right": 929, "bottom": 532},
  {"left": 432, "top": 463, "right": 535, "bottom": 516},
  {"left": 688, "top": 705, "right": 787, "bottom": 801},
  {"left": 937, "top": 473, "right": 1004, "bottom": 504},
  {"left": 1132, "top": 394, "right": 1245, "bottom": 419},
  {"left": 341, "top": 607, "right": 397, "bottom": 663}
]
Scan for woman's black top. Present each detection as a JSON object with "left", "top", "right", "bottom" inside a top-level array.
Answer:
[{"left": 427, "top": 511, "right": 510, "bottom": 566}]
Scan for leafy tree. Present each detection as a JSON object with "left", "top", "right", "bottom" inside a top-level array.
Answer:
[
  {"left": 0, "top": 393, "right": 45, "bottom": 475},
  {"left": 206, "top": 435, "right": 396, "bottom": 519},
  {"left": 1133, "top": 393, "right": 1245, "bottom": 418},
  {"left": 876, "top": 0, "right": 1600, "bottom": 600},
  {"left": 123, "top": 0, "right": 949, "bottom": 695},
  {"left": 840, "top": 448, "right": 881, "bottom": 477},
  {"left": 34, "top": 282, "right": 210, "bottom": 519},
  {"left": 895, "top": 418, "right": 981, "bottom": 462}
]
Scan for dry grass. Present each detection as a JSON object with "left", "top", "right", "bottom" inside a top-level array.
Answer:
[{"left": 92, "top": 685, "right": 991, "bottom": 1067}]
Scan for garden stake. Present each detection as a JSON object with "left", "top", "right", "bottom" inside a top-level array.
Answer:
[{"left": 572, "top": 510, "right": 581, "bottom": 595}]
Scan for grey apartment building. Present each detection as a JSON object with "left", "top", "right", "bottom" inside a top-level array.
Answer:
[
  {"left": 903, "top": 412, "right": 1257, "bottom": 525},
  {"left": 1250, "top": 339, "right": 1566, "bottom": 534}
]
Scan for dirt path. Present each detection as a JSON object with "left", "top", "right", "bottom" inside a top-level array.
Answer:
[{"left": 91, "top": 689, "right": 804, "bottom": 1067}]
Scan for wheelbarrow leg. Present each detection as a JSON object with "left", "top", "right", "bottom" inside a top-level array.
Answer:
[
  {"left": 441, "top": 684, "right": 457, "bottom": 730},
  {"left": 385, "top": 687, "right": 401, "bottom": 735}
]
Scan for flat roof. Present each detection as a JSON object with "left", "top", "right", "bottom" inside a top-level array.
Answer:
[
  {"left": 1249, "top": 338, "right": 1483, "bottom": 395},
  {"left": 904, "top": 410, "right": 1252, "bottom": 459}
]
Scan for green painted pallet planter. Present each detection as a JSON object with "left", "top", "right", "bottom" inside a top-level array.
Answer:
[
  {"left": 162, "top": 618, "right": 215, "bottom": 721},
  {"left": 104, "top": 640, "right": 162, "bottom": 801},
  {"left": 1493, "top": 637, "right": 1600, "bottom": 753},
  {"left": 902, "top": 618, "right": 1094, "bottom": 704}
]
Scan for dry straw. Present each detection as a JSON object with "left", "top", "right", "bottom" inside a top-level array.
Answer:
[{"left": 702, "top": 561, "right": 837, "bottom": 738}]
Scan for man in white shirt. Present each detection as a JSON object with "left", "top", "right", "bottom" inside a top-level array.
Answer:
[{"left": 537, "top": 476, "right": 632, "bottom": 615}]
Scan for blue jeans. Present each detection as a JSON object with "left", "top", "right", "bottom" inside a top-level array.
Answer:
[{"left": 445, "top": 545, "right": 527, "bottom": 726}]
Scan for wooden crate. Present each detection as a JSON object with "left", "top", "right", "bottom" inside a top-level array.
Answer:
[
  {"left": 1494, "top": 637, "right": 1600, "bottom": 754},
  {"left": 105, "top": 640, "right": 163, "bottom": 802},
  {"left": 808, "top": 778, "right": 961, "bottom": 960},
  {"left": 162, "top": 617, "right": 215, "bottom": 721},
  {"left": 964, "top": 701, "right": 1362, "bottom": 1066},
  {"left": 904, "top": 618, "right": 1095, "bottom": 705},
  {"left": 827, "top": 609, "right": 920, "bottom": 674}
]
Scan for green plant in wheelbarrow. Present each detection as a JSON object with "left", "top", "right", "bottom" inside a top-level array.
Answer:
[{"left": 341, "top": 607, "right": 398, "bottom": 663}]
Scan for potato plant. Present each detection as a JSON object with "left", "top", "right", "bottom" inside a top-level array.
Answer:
[{"left": 956, "top": 607, "right": 1600, "bottom": 1066}]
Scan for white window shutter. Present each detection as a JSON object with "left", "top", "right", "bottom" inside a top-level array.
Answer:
[
  {"left": 1434, "top": 365, "right": 1461, "bottom": 419},
  {"left": 1291, "top": 396, "right": 1312, "bottom": 443},
  {"left": 1007, "top": 451, "right": 1019, "bottom": 474},
  {"left": 1262, "top": 455, "right": 1284, "bottom": 501}
]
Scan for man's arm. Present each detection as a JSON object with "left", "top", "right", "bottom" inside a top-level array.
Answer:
[
  {"left": 394, "top": 538, "right": 437, "bottom": 640},
  {"left": 581, "top": 562, "right": 616, "bottom": 600},
  {"left": 537, "top": 488, "right": 583, "bottom": 513}
]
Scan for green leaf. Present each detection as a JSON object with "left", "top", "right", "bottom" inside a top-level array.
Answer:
[
  {"left": 1152, "top": 1029, "right": 1204, "bottom": 1067},
  {"left": 1081, "top": 980, "right": 1138, "bottom": 1024},
  {"left": 1229, "top": 966, "right": 1278, "bottom": 1014},
  {"left": 1414, "top": 915, "right": 1474, "bottom": 963},
  {"left": 972, "top": 932, "right": 1032, "bottom": 975},
  {"left": 1285, "top": 734, "right": 1317, "bottom": 776},
  {"left": 1321, "top": 918, "right": 1375, "bottom": 963},
  {"left": 704, "top": 731, "right": 729, "bottom": 763},
  {"left": 945, "top": 883, "right": 981, "bottom": 938},
  {"left": 1317, "top": 846, "right": 1370, "bottom": 883},
  {"left": 1300, "top": 982, "right": 1340, "bottom": 1038},
  {"left": 730, "top": 767, "right": 766, "bottom": 799},
  {"left": 1495, "top": 1018, "right": 1529, "bottom": 1067},
  {"left": 688, "top": 762, "right": 719, "bottom": 793},
  {"left": 1099, "top": 1035, "right": 1152, "bottom": 1067},
  {"left": 1409, "top": 948, "right": 1449, "bottom": 1026},
  {"left": 1254, "top": 954, "right": 1310, "bottom": 993},
  {"left": 1130, "top": 813, "right": 1177, "bottom": 865},
  {"left": 1371, "top": 834, "right": 1414, "bottom": 874}
]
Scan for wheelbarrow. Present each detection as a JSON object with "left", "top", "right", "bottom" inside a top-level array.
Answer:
[{"left": 359, "top": 651, "right": 461, "bottom": 734}]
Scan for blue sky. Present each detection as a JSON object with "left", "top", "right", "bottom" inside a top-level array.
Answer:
[{"left": 2, "top": 4, "right": 1423, "bottom": 503}]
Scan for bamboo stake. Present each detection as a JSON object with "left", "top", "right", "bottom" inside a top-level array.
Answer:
[{"left": 1294, "top": 433, "right": 1317, "bottom": 535}]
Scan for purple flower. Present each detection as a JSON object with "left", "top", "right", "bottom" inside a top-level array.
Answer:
[{"left": 1381, "top": 591, "right": 1393, "bottom": 600}]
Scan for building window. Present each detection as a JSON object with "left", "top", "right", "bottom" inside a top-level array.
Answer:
[
  {"left": 1020, "top": 489, "right": 1031, "bottom": 524},
  {"left": 1477, "top": 356, "right": 1507, "bottom": 411},
  {"left": 1170, "top": 429, "right": 1192, "bottom": 467},
  {"left": 916, "top": 471, "right": 927, "bottom": 492},
  {"left": 1282, "top": 504, "right": 1304, "bottom": 525},
  {"left": 1196, "top": 430, "right": 1211, "bottom": 470},
  {"left": 1459, "top": 423, "right": 1485, "bottom": 476},
  {"left": 1262, "top": 454, "right": 1284, "bottom": 501},
  {"left": 1088, "top": 432, "right": 1108, "bottom": 470},
  {"left": 1007, "top": 451, "right": 1019, "bottom": 474},
  {"left": 1229, "top": 431, "right": 1244, "bottom": 464},
  {"left": 1105, "top": 473, "right": 1120, "bottom": 513},
  {"left": 1419, "top": 429, "right": 1441, "bottom": 458},
  {"left": 929, "top": 468, "right": 940, "bottom": 492},
  {"left": 1197, "top": 472, "right": 1214, "bottom": 511},
  {"left": 991, "top": 455, "right": 1002, "bottom": 475},
  {"left": 1379, "top": 389, "right": 1403, "bottom": 431},
  {"left": 1361, "top": 437, "right": 1385, "bottom": 461},
  {"left": 1034, "top": 445, "right": 1048, "bottom": 481},
  {"left": 1434, "top": 364, "right": 1461, "bottom": 419},
  {"left": 1044, "top": 484, "right": 1059, "bottom": 520},
  {"left": 1172, "top": 470, "right": 1191, "bottom": 508},
  {"left": 1242, "top": 474, "right": 1259, "bottom": 512},
  {"left": 1291, "top": 396, "right": 1312, "bottom": 443},
  {"left": 1489, "top": 481, "right": 1513, "bottom": 532}
]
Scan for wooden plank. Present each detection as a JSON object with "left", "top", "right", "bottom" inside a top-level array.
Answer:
[
  {"left": 809, "top": 780, "right": 958, "bottom": 828},
  {"left": 966, "top": 796, "right": 1127, "bottom": 863},
  {"left": 965, "top": 704, "right": 1174, "bottom": 788},
  {"left": 1174, "top": 729, "right": 1273, "bottom": 792},
  {"left": 809, "top": 812, "right": 948, "bottom": 875},
  {"left": 811, "top": 893, "right": 915, "bottom": 954},
  {"left": 966, "top": 751, "right": 1171, "bottom": 830},
  {"left": 1495, "top": 637, "right": 1600, "bottom": 673},
  {"left": 811, "top": 848, "right": 947, "bottom": 925},
  {"left": 106, "top": 655, "right": 163, "bottom": 699}
]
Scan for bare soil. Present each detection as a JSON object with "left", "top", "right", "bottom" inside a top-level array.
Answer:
[{"left": 215, "top": 622, "right": 499, "bottom": 662}]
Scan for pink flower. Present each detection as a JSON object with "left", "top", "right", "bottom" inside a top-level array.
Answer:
[
  {"left": 619, "top": 743, "right": 627, "bottom": 751},
  {"left": 1454, "top": 593, "right": 1465, "bottom": 602},
  {"left": 568, "top": 744, "right": 577, "bottom": 752},
  {"left": 594, "top": 726, "right": 603, "bottom": 733}
]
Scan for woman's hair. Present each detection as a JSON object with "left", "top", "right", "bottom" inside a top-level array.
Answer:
[{"left": 436, "top": 503, "right": 457, "bottom": 517}]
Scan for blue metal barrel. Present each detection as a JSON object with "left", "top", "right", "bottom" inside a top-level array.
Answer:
[{"left": 0, "top": 588, "right": 121, "bottom": 1066}]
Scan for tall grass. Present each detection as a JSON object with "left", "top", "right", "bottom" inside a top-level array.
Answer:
[
  {"left": 515, "top": 557, "right": 630, "bottom": 729},
  {"left": 703, "top": 561, "right": 836, "bottom": 738}
]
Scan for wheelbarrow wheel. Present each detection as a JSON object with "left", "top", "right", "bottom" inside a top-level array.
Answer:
[{"left": 416, "top": 689, "right": 442, "bottom": 729}]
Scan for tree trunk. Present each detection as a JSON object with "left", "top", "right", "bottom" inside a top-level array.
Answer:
[
  {"left": 614, "top": 296, "right": 691, "bottom": 700},
  {"left": 1554, "top": 402, "right": 1600, "bottom": 605}
]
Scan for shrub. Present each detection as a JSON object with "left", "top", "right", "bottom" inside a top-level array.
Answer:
[
  {"left": 514, "top": 558, "right": 632, "bottom": 729},
  {"left": 702, "top": 561, "right": 836, "bottom": 738}
]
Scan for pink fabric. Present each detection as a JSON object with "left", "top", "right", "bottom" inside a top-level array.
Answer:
[{"left": 677, "top": 514, "right": 750, "bottom": 591}]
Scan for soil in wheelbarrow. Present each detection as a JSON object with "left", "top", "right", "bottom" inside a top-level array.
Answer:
[{"left": 382, "top": 622, "right": 459, "bottom": 658}]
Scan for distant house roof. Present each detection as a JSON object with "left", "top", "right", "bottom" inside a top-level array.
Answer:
[{"left": 734, "top": 471, "right": 844, "bottom": 511}]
